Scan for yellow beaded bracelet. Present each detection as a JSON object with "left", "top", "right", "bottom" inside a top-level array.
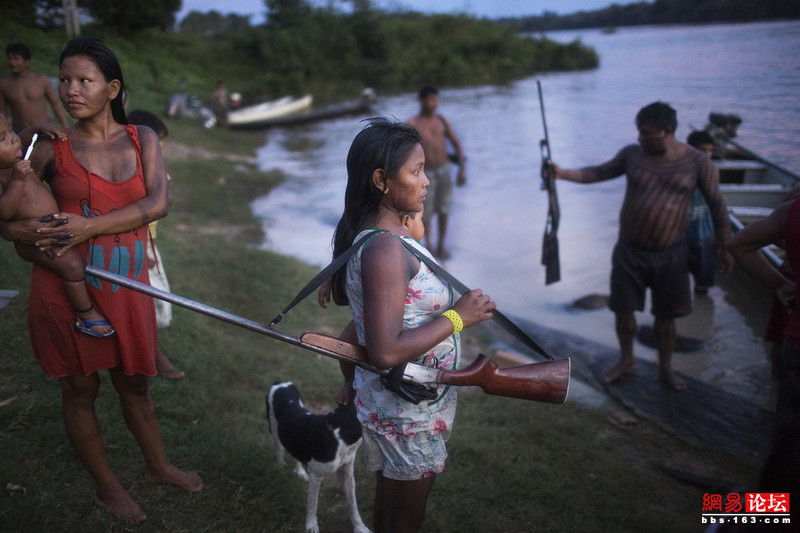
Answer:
[{"left": 442, "top": 309, "right": 464, "bottom": 335}]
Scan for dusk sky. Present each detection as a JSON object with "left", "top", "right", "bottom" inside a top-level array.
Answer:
[{"left": 177, "top": 1, "right": 627, "bottom": 23}]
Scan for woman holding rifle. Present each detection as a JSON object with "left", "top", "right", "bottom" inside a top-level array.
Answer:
[{"left": 330, "top": 118, "right": 495, "bottom": 532}]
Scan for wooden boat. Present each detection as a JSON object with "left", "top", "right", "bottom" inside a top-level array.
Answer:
[
  {"left": 702, "top": 113, "right": 800, "bottom": 266},
  {"left": 707, "top": 113, "right": 800, "bottom": 189},
  {"left": 228, "top": 89, "right": 377, "bottom": 130},
  {"left": 226, "top": 94, "right": 313, "bottom": 127}
]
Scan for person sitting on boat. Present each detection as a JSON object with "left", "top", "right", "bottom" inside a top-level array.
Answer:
[{"left": 551, "top": 102, "right": 734, "bottom": 391}]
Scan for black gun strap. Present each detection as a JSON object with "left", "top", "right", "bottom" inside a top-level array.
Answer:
[
  {"left": 268, "top": 232, "right": 373, "bottom": 326},
  {"left": 270, "top": 230, "right": 553, "bottom": 361},
  {"left": 391, "top": 238, "right": 554, "bottom": 361}
]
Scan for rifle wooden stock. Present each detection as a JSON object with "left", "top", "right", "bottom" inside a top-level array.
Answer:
[
  {"left": 301, "top": 332, "right": 371, "bottom": 365},
  {"left": 301, "top": 332, "right": 570, "bottom": 404},
  {"left": 438, "top": 354, "right": 569, "bottom": 404}
]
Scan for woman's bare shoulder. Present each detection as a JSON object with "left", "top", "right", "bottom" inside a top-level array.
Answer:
[{"left": 362, "top": 230, "right": 418, "bottom": 275}]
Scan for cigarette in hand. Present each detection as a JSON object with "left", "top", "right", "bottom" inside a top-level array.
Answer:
[{"left": 24, "top": 134, "right": 38, "bottom": 160}]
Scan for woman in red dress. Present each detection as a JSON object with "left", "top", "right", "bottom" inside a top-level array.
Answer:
[{"left": 0, "top": 36, "right": 202, "bottom": 524}]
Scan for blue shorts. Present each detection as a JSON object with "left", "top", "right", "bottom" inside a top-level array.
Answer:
[{"left": 609, "top": 240, "right": 692, "bottom": 319}]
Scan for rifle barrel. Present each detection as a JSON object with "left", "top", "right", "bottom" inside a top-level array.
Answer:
[
  {"left": 84, "top": 265, "right": 384, "bottom": 373},
  {"left": 537, "top": 80, "right": 551, "bottom": 159},
  {"left": 84, "top": 267, "right": 570, "bottom": 404}
]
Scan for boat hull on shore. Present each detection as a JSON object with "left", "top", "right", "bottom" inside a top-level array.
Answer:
[
  {"left": 707, "top": 113, "right": 800, "bottom": 190},
  {"left": 226, "top": 95, "right": 313, "bottom": 127},
  {"left": 228, "top": 89, "right": 377, "bottom": 130},
  {"left": 703, "top": 113, "right": 800, "bottom": 265}
]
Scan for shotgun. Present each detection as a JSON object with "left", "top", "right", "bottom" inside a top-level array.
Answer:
[
  {"left": 84, "top": 266, "right": 570, "bottom": 404},
  {"left": 537, "top": 80, "right": 561, "bottom": 285},
  {"left": 301, "top": 332, "right": 570, "bottom": 404}
]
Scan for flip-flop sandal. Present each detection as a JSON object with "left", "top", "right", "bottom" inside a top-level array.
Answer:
[{"left": 74, "top": 318, "right": 116, "bottom": 338}]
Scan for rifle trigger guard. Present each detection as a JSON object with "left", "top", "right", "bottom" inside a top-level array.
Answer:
[{"left": 380, "top": 362, "right": 438, "bottom": 405}]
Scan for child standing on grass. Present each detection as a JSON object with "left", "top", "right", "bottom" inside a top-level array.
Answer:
[
  {"left": 0, "top": 113, "right": 113, "bottom": 337},
  {"left": 126, "top": 109, "right": 184, "bottom": 379}
]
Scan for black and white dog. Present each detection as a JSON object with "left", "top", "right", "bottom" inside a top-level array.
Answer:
[{"left": 266, "top": 382, "right": 370, "bottom": 533}]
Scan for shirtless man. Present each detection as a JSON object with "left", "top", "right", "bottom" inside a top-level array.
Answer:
[
  {"left": 1, "top": 43, "right": 69, "bottom": 131},
  {"left": 408, "top": 86, "right": 465, "bottom": 259},
  {"left": 552, "top": 102, "right": 733, "bottom": 391}
]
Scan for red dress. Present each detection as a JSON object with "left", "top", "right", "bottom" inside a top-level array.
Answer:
[{"left": 27, "top": 125, "right": 158, "bottom": 377}]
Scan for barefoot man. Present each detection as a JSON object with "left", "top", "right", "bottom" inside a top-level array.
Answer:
[
  {"left": 552, "top": 102, "right": 732, "bottom": 390},
  {"left": 0, "top": 43, "right": 69, "bottom": 131},
  {"left": 408, "top": 86, "right": 465, "bottom": 259}
]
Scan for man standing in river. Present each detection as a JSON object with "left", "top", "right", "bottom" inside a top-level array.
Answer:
[
  {"left": 408, "top": 86, "right": 465, "bottom": 259},
  {"left": 552, "top": 102, "right": 733, "bottom": 391}
]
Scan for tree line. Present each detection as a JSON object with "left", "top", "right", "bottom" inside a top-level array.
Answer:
[
  {"left": 501, "top": 0, "right": 800, "bottom": 33},
  {"left": 1, "top": 0, "right": 598, "bottom": 110}
]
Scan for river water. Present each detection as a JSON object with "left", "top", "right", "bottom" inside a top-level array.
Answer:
[{"left": 250, "top": 20, "right": 800, "bottom": 407}]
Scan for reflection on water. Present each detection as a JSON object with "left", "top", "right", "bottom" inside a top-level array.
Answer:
[{"left": 252, "top": 20, "right": 800, "bottom": 408}]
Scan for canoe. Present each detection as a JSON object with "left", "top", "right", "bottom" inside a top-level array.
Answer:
[
  {"left": 703, "top": 113, "right": 800, "bottom": 266},
  {"left": 227, "top": 89, "right": 377, "bottom": 130},
  {"left": 706, "top": 113, "right": 800, "bottom": 189},
  {"left": 226, "top": 95, "right": 313, "bottom": 127}
]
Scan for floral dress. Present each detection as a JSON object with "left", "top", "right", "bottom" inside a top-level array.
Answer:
[{"left": 346, "top": 229, "right": 459, "bottom": 480}]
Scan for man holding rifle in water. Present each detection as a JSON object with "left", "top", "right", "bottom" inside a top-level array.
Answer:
[{"left": 551, "top": 102, "right": 733, "bottom": 391}]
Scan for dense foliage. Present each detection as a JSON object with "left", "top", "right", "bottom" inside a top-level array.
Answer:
[
  {"left": 503, "top": 0, "right": 800, "bottom": 32},
  {"left": 227, "top": 11, "right": 598, "bottom": 100},
  {"left": 1, "top": 0, "right": 181, "bottom": 32},
  {"left": 83, "top": 0, "right": 182, "bottom": 34},
  {"left": 1, "top": 7, "right": 597, "bottom": 111}
]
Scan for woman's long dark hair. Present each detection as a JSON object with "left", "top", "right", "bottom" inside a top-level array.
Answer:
[
  {"left": 331, "top": 117, "right": 421, "bottom": 305},
  {"left": 60, "top": 36, "right": 128, "bottom": 125}
]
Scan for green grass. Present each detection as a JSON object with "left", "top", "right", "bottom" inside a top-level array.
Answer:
[{"left": 0, "top": 119, "right": 758, "bottom": 532}]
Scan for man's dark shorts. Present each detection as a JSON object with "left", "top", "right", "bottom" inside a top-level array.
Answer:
[{"left": 609, "top": 240, "right": 692, "bottom": 319}]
